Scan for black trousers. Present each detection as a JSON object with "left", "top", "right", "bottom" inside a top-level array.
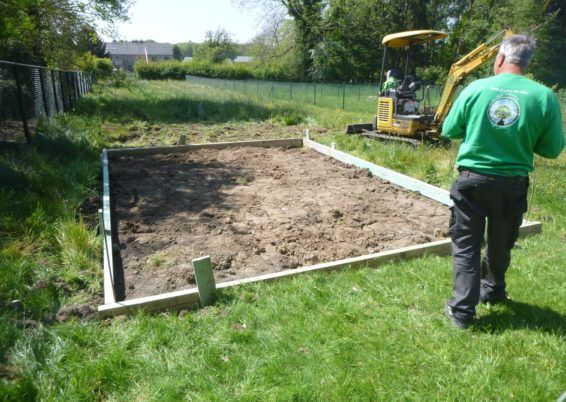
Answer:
[{"left": 447, "top": 169, "right": 529, "bottom": 323}]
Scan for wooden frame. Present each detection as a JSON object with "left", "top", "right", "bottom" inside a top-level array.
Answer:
[{"left": 98, "top": 137, "right": 542, "bottom": 317}]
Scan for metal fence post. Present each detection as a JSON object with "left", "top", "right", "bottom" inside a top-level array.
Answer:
[
  {"left": 290, "top": 83, "right": 292, "bottom": 100},
  {"left": 65, "top": 72, "right": 72, "bottom": 109},
  {"left": 68, "top": 71, "right": 74, "bottom": 107},
  {"left": 73, "top": 72, "right": 79, "bottom": 104},
  {"left": 342, "top": 84, "right": 346, "bottom": 110},
  {"left": 12, "top": 65, "right": 32, "bottom": 143},
  {"left": 65, "top": 71, "right": 70, "bottom": 110},
  {"left": 59, "top": 70, "right": 67, "bottom": 112},
  {"left": 51, "top": 70, "right": 60, "bottom": 113},
  {"left": 38, "top": 68, "right": 50, "bottom": 117},
  {"left": 69, "top": 72, "right": 76, "bottom": 108}
]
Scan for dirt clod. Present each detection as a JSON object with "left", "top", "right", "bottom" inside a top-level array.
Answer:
[{"left": 56, "top": 304, "right": 95, "bottom": 322}]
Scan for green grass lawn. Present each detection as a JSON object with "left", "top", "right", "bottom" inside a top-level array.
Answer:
[{"left": 1, "top": 79, "right": 565, "bottom": 401}]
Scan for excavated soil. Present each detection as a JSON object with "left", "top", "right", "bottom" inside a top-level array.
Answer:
[{"left": 110, "top": 146, "right": 450, "bottom": 300}]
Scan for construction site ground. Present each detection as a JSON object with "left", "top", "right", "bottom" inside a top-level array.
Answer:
[{"left": 110, "top": 145, "right": 451, "bottom": 300}]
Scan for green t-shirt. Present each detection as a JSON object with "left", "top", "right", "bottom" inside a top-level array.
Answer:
[
  {"left": 442, "top": 73, "right": 564, "bottom": 176},
  {"left": 382, "top": 76, "right": 400, "bottom": 92}
]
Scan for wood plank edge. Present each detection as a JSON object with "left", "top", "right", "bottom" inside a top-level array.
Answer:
[
  {"left": 105, "top": 138, "right": 303, "bottom": 158},
  {"left": 101, "top": 149, "right": 116, "bottom": 304},
  {"left": 303, "top": 138, "right": 452, "bottom": 206},
  {"left": 98, "top": 288, "right": 200, "bottom": 317},
  {"left": 98, "top": 238, "right": 452, "bottom": 317}
]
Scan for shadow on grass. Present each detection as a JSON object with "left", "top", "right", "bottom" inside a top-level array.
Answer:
[
  {"left": 0, "top": 133, "right": 99, "bottom": 227},
  {"left": 0, "top": 132, "right": 99, "bottom": 320},
  {"left": 74, "top": 96, "right": 304, "bottom": 125},
  {"left": 476, "top": 300, "right": 566, "bottom": 335}
]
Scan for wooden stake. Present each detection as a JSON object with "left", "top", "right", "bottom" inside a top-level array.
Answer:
[
  {"left": 178, "top": 134, "right": 186, "bottom": 145},
  {"left": 192, "top": 256, "right": 216, "bottom": 306}
]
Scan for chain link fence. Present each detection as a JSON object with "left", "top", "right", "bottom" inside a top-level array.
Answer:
[
  {"left": 0, "top": 60, "right": 94, "bottom": 144},
  {"left": 185, "top": 75, "right": 445, "bottom": 115},
  {"left": 186, "top": 75, "right": 381, "bottom": 114}
]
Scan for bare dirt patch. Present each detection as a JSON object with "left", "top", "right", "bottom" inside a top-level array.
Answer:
[{"left": 110, "top": 146, "right": 450, "bottom": 300}]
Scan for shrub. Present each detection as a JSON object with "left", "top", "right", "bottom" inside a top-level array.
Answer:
[
  {"left": 135, "top": 60, "right": 295, "bottom": 82},
  {"left": 76, "top": 54, "right": 113, "bottom": 79}
]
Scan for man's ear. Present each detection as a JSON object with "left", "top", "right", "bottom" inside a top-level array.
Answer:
[{"left": 496, "top": 54, "right": 505, "bottom": 68}]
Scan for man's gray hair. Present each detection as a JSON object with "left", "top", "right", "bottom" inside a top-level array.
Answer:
[{"left": 498, "top": 34, "right": 536, "bottom": 69}]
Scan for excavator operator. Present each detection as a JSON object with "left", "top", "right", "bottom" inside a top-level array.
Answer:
[{"left": 381, "top": 68, "right": 402, "bottom": 92}]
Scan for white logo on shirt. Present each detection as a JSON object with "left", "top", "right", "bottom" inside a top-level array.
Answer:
[{"left": 487, "top": 97, "right": 520, "bottom": 127}]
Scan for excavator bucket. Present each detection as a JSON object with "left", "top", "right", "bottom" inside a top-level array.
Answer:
[{"left": 345, "top": 123, "right": 373, "bottom": 134}]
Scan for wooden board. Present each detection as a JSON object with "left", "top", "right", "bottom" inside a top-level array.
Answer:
[
  {"left": 105, "top": 138, "right": 303, "bottom": 159},
  {"left": 101, "top": 149, "right": 116, "bottom": 304},
  {"left": 98, "top": 238, "right": 452, "bottom": 317},
  {"left": 303, "top": 137, "right": 452, "bottom": 206}
]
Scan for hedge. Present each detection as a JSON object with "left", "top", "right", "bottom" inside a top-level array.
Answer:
[{"left": 135, "top": 60, "right": 296, "bottom": 82}]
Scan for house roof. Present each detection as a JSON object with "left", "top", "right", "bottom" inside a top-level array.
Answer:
[{"left": 105, "top": 42, "right": 173, "bottom": 56}]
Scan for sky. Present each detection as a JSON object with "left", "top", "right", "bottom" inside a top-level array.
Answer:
[{"left": 100, "top": 0, "right": 266, "bottom": 44}]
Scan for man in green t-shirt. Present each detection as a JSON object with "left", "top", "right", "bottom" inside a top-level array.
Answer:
[{"left": 441, "top": 34, "right": 564, "bottom": 329}]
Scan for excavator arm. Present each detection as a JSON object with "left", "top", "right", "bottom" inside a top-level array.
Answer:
[{"left": 432, "top": 28, "right": 514, "bottom": 130}]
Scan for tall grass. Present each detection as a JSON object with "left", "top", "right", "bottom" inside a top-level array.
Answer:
[
  {"left": 76, "top": 80, "right": 308, "bottom": 125},
  {"left": 1, "top": 79, "right": 565, "bottom": 400},
  {"left": 0, "top": 118, "right": 103, "bottom": 380}
]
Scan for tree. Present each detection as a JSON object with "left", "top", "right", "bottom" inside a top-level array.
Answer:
[
  {"left": 237, "top": 0, "right": 325, "bottom": 78},
  {"left": 177, "top": 42, "right": 196, "bottom": 58},
  {"left": 309, "top": 0, "right": 460, "bottom": 82},
  {"left": 0, "top": 0, "right": 131, "bottom": 67},
  {"left": 248, "top": 18, "right": 303, "bottom": 79},
  {"left": 172, "top": 45, "right": 183, "bottom": 61},
  {"left": 77, "top": 26, "right": 110, "bottom": 58},
  {"left": 194, "top": 28, "right": 237, "bottom": 63},
  {"left": 448, "top": 0, "right": 565, "bottom": 87},
  {"left": 238, "top": 0, "right": 565, "bottom": 86}
]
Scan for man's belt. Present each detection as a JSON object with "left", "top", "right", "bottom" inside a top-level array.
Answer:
[{"left": 457, "top": 167, "right": 528, "bottom": 183}]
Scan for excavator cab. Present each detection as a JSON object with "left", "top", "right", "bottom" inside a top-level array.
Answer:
[{"left": 375, "top": 30, "right": 448, "bottom": 136}]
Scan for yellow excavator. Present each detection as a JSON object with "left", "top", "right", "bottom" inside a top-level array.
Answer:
[{"left": 346, "top": 28, "right": 515, "bottom": 144}]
